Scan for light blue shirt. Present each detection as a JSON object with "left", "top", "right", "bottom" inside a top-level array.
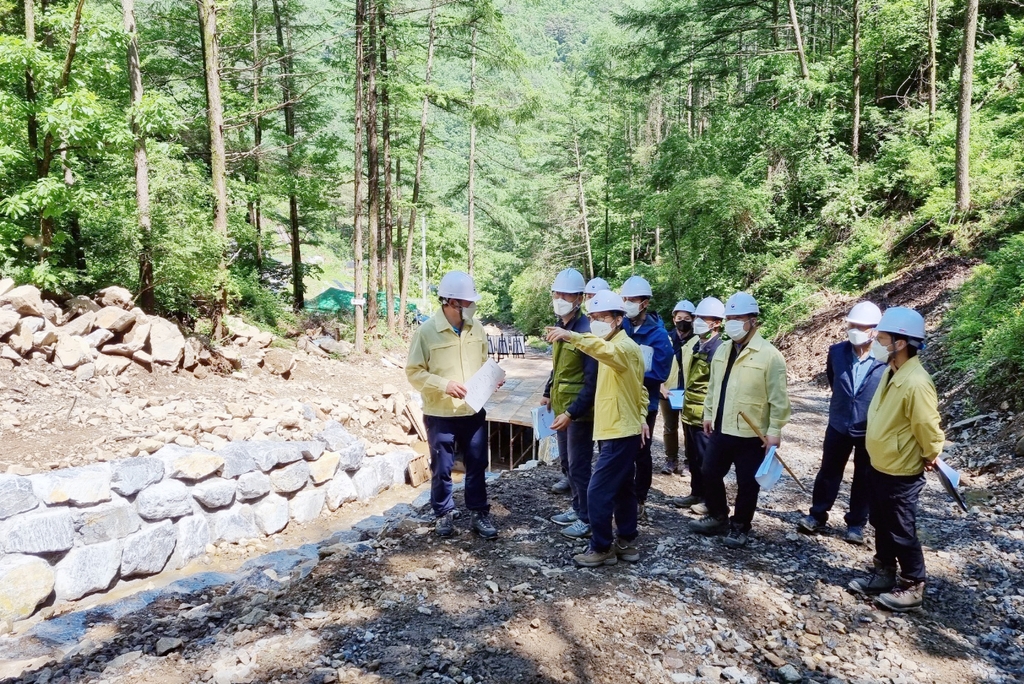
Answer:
[{"left": 852, "top": 354, "right": 874, "bottom": 393}]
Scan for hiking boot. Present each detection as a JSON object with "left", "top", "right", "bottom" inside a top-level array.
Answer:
[
  {"left": 722, "top": 527, "right": 749, "bottom": 548},
  {"left": 876, "top": 577, "right": 925, "bottom": 612},
  {"left": 435, "top": 511, "right": 457, "bottom": 538},
  {"left": 471, "top": 512, "right": 498, "bottom": 539},
  {"left": 688, "top": 514, "right": 729, "bottom": 536},
  {"left": 614, "top": 539, "right": 640, "bottom": 562},
  {"left": 797, "top": 514, "right": 825, "bottom": 535},
  {"left": 849, "top": 561, "right": 897, "bottom": 596},
  {"left": 550, "top": 508, "right": 578, "bottom": 526},
  {"left": 671, "top": 494, "right": 702, "bottom": 509},
  {"left": 551, "top": 476, "right": 571, "bottom": 494},
  {"left": 573, "top": 545, "right": 618, "bottom": 567},
  {"left": 660, "top": 460, "right": 678, "bottom": 475},
  {"left": 690, "top": 502, "right": 709, "bottom": 516},
  {"left": 844, "top": 526, "right": 866, "bottom": 545},
  {"left": 561, "top": 519, "right": 591, "bottom": 540}
]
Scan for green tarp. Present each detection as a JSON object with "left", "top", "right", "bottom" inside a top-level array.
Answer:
[{"left": 306, "top": 287, "right": 415, "bottom": 315}]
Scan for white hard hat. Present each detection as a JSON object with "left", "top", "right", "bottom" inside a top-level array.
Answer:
[
  {"left": 877, "top": 307, "right": 926, "bottom": 344},
  {"left": 587, "top": 290, "right": 626, "bottom": 315},
  {"left": 438, "top": 270, "right": 481, "bottom": 302},
  {"left": 847, "top": 301, "right": 882, "bottom": 326},
  {"left": 694, "top": 296, "right": 726, "bottom": 319},
  {"left": 552, "top": 268, "right": 586, "bottom": 294},
  {"left": 620, "top": 275, "right": 653, "bottom": 298},
  {"left": 584, "top": 277, "right": 610, "bottom": 295},
  {"left": 673, "top": 300, "right": 696, "bottom": 314},
  {"left": 725, "top": 292, "right": 759, "bottom": 315}
]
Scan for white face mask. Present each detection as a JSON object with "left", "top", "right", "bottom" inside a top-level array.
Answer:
[
  {"left": 589, "top": 320, "right": 614, "bottom": 339},
  {"left": 461, "top": 303, "right": 476, "bottom": 322},
  {"left": 724, "top": 319, "right": 748, "bottom": 341},
  {"left": 552, "top": 298, "right": 575, "bottom": 317},
  {"left": 622, "top": 301, "right": 642, "bottom": 319},
  {"left": 848, "top": 328, "right": 872, "bottom": 347},
  {"left": 693, "top": 318, "right": 711, "bottom": 336},
  {"left": 871, "top": 339, "right": 891, "bottom": 363}
]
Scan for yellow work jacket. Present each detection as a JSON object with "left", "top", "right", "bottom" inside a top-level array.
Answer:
[
  {"left": 703, "top": 332, "right": 791, "bottom": 438},
  {"left": 406, "top": 311, "right": 488, "bottom": 417},
  {"left": 865, "top": 356, "right": 945, "bottom": 476},
  {"left": 569, "top": 329, "right": 648, "bottom": 441}
]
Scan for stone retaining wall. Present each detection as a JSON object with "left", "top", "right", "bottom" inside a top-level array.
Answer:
[{"left": 0, "top": 420, "right": 415, "bottom": 625}]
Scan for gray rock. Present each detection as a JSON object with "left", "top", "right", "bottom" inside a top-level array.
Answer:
[
  {"left": 150, "top": 318, "right": 185, "bottom": 366},
  {"left": 29, "top": 464, "right": 111, "bottom": 505},
  {"left": 352, "top": 515, "right": 388, "bottom": 536},
  {"left": 696, "top": 665, "right": 722, "bottom": 681},
  {"left": 296, "top": 441, "right": 325, "bottom": 461},
  {"left": 192, "top": 477, "right": 236, "bottom": 509},
  {"left": 269, "top": 461, "right": 310, "bottom": 494},
  {"left": 155, "top": 636, "right": 183, "bottom": 657},
  {"left": 0, "top": 284, "right": 44, "bottom": 317},
  {"left": 58, "top": 309, "right": 95, "bottom": 337},
  {"left": 1, "top": 508, "right": 75, "bottom": 554},
  {"left": 721, "top": 666, "right": 745, "bottom": 682},
  {"left": 94, "top": 306, "right": 136, "bottom": 332},
  {"left": 351, "top": 460, "right": 387, "bottom": 501},
  {"left": 110, "top": 457, "right": 164, "bottom": 496},
  {"left": 54, "top": 539, "right": 122, "bottom": 601},
  {"left": 777, "top": 664, "right": 802, "bottom": 683},
  {"left": 325, "top": 472, "right": 357, "bottom": 511},
  {"left": 315, "top": 420, "right": 358, "bottom": 451},
  {"left": 95, "top": 352, "right": 132, "bottom": 376},
  {"left": 236, "top": 471, "right": 272, "bottom": 502},
  {"left": 54, "top": 334, "right": 91, "bottom": 369},
  {"left": 382, "top": 448, "right": 416, "bottom": 486},
  {"left": 135, "top": 479, "right": 193, "bottom": 521},
  {"left": 289, "top": 487, "right": 326, "bottom": 523},
  {"left": 206, "top": 504, "right": 259, "bottom": 543},
  {"left": 217, "top": 443, "right": 258, "bottom": 478},
  {"left": 0, "top": 475, "right": 39, "bottom": 520},
  {"left": 71, "top": 497, "right": 142, "bottom": 544},
  {"left": 252, "top": 493, "right": 289, "bottom": 535},
  {"left": 0, "top": 309, "right": 20, "bottom": 339},
  {"left": 85, "top": 329, "right": 116, "bottom": 350},
  {"left": 121, "top": 520, "right": 177, "bottom": 578},
  {"left": 336, "top": 440, "right": 366, "bottom": 472},
  {"left": 170, "top": 513, "right": 210, "bottom": 570},
  {"left": 229, "top": 441, "right": 304, "bottom": 472},
  {"left": 262, "top": 348, "right": 295, "bottom": 375},
  {"left": 0, "top": 555, "right": 55, "bottom": 622}
]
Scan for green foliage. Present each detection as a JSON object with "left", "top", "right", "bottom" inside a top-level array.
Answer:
[{"left": 509, "top": 264, "right": 558, "bottom": 335}]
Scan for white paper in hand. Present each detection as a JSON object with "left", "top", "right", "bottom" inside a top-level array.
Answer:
[
  {"left": 532, "top": 406, "right": 556, "bottom": 440},
  {"left": 639, "top": 345, "right": 654, "bottom": 373},
  {"left": 463, "top": 359, "right": 506, "bottom": 412}
]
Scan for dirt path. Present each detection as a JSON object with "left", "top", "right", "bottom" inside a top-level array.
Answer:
[{"left": 5, "top": 382, "right": 1020, "bottom": 684}]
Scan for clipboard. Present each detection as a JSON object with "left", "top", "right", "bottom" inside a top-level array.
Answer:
[
  {"left": 935, "top": 458, "right": 968, "bottom": 512},
  {"left": 667, "top": 389, "right": 685, "bottom": 410},
  {"left": 532, "top": 406, "right": 556, "bottom": 440}
]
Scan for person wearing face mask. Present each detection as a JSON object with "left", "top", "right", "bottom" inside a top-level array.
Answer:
[
  {"left": 849, "top": 307, "right": 944, "bottom": 613},
  {"left": 541, "top": 269, "right": 599, "bottom": 539},
  {"left": 659, "top": 300, "right": 696, "bottom": 475},
  {"left": 545, "top": 290, "right": 649, "bottom": 567},
  {"left": 406, "top": 270, "right": 499, "bottom": 540},
  {"left": 689, "top": 292, "right": 791, "bottom": 549},
  {"left": 670, "top": 296, "right": 725, "bottom": 511},
  {"left": 582, "top": 277, "right": 610, "bottom": 314},
  {"left": 619, "top": 275, "right": 674, "bottom": 519},
  {"left": 798, "top": 302, "right": 887, "bottom": 544}
]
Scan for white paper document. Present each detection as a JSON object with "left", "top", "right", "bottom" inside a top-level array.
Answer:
[
  {"left": 463, "top": 359, "right": 506, "bottom": 412},
  {"left": 639, "top": 345, "right": 654, "bottom": 373},
  {"left": 532, "top": 406, "right": 556, "bottom": 440},
  {"left": 935, "top": 457, "right": 968, "bottom": 512}
]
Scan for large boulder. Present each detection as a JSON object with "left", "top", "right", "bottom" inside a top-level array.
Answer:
[
  {"left": 8, "top": 318, "right": 41, "bottom": 355},
  {"left": 0, "top": 475, "right": 39, "bottom": 520},
  {"left": 58, "top": 310, "right": 95, "bottom": 337},
  {"left": 104, "top": 321, "right": 150, "bottom": 356},
  {"left": 150, "top": 319, "right": 185, "bottom": 366},
  {"left": 96, "top": 286, "right": 134, "bottom": 309},
  {"left": 381, "top": 448, "right": 416, "bottom": 487},
  {"left": 135, "top": 479, "right": 193, "bottom": 521},
  {"left": 269, "top": 461, "right": 310, "bottom": 494},
  {"left": 350, "top": 460, "right": 387, "bottom": 501},
  {"left": 315, "top": 422, "right": 365, "bottom": 471},
  {"left": 154, "top": 444, "right": 224, "bottom": 481},
  {"left": 110, "top": 457, "right": 164, "bottom": 496},
  {"left": 252, "top": 493, "right": 289, "bottom": 535},
  {"left": 308, "top": 451, "right": 340, "bottom": 485},
  {"left": 325, "top": 473, "right": 357, "bottom": 511},
  {"left": 54, "top": 334, "right": 93, "bottom": 369},
  {"left": 94, "top": 306, "right": 137, "bottom": 333},
  {"left": 0, "top": 555, "right": 55, "bottom": 622},
  {"left": 54, "top": 539, "right": 122, "bottom": 601},
  {"left": 30, "top": 464, "right": 111, "bottom": 505},
  {"left": 236, "top": 471, "right": 272, "bottom": 502},
  {"left": 206, "top": 504, "right": 259, "bottom": 543},
  {"left": 227, "top": 441, "right": 304, "bottom": 473},
  {"left": 262, "top": 348, "right": 295, "bottom": 376},
  {"left": 84, "top": 327, "right": 114, "bottom": 349},
  {"left": 216, "top": 442, "right": 259, "bottom": 478},
  {"left": 121, "top": 520, "right": 177, "bottom": 578},
  {"left": 0, "top": 285, "right": 44, "bottom": 317},
  {"left": 71, "top": 497, "right": 142, "bottom": 544},
  {"left": 0, "top": 309, "right": 20, "bottom": 339},
  {"left": 95, "top": 353, "right": 132, "bottom": 376},
  {"left": 289, "top": 487, "right": 326, "bottom": 523},
  {"left": 170, "top": 513, "right": 210, "bottom": 570},
  {"left": 192, "top": 477, "right": 236, "bottom": 509},
  {"left": 1, "top": 508, "right": 75, "bottom": 554}
]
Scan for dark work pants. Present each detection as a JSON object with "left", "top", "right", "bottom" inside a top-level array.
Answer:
[
  {"left": 870, "top": 467, "right": 927, "bottom": 583},
  {"left": 659, "top": 399, "right": 680, "bottom": 464},
  {"left": 809, "top": 426, "right": 871, "bottom": 528},
  {"left": 589, "top": 435, "right": 641, "bottom": 552},
  {"left": 424, "top": 411, "right": 489, "bottom": 517},
  {"left": 702, "top": 432, "right": 765, "bottom": 533},
  {"left": 634, "top": 410, "right": 659, "bottom": 504},
  {"left": 681, "top": 423, "right": 709, "bottom": 499},
  {"left": 556, "top": 420, "right": 595, "bottom": 523}
]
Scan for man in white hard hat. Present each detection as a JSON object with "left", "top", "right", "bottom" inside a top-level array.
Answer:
[
  {"left": 582, "top": 277, "right": 610, "bottom": 314},
  {"left": 542, "top": 269, "right": 598, "bottom": 540},
  {"left": 690, "top": 292, "right": 791, "bottom": 548},
  {"left": 545, "top": 290, "right": 649, "bottom": 567},
  {"left": 670, "top": 296, "right": 725, "bottom": 510},
  {"left": 849, "top": 307, "right": 944, "bottom": 613},
  {"left": 619, "top": 275, "right": 674, "bottom": 518},
  {"left": 406, "top": 270, "right": 499, "bottom": 540},
  {"left": 798, "top": 301, "right": 887, "bottom": 544},
  {"left": 660, "top": 300, "right": 696, "bottom": 475}
]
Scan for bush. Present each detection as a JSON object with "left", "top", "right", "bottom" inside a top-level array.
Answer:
[{"left": 510, "top": 264, "right": 558, "bottom": 335}]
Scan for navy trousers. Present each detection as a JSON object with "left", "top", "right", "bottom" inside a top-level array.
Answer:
[
  {"left": 681, "top": 423, "right": 709, "bottom": 499},
  {"left": 424, "top": 411, "right": 489, "bottom": 517},
  {"left": 589, "top": 434, "right": 641, "bottom": 552},
  {"left": 556, "top": 420, "right": 595, "bottom": 523},
  {"left": 809, "top": 426, "right": 871, "bottom": 528},
  {"left": 870, "top": 467, "right": 927, "bottom": 582},
  {"left": 634, "top": 410, "right": 659, "bottom": 504},
  {"left": 702, "top": 432, "right": 764, "bottom": 532}
]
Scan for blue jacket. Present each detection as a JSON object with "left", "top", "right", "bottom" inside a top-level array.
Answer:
[
  {"left": 543, "top": 310, "right": 598, "bottom": 420},
  {"left": 624, "top": 311, "right": 674, "bottom": 412},
  {"left": 826, "top": 341, "right": 887, "bottom": 437}
]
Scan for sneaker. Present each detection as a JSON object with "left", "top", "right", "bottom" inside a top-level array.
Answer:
[
  {"left": 875, "top": 577, "right": 924, "bottom": 612},
  {"left": 690, "top": 502, "right": 709, "bottom": 516},
  {"left": 561, "top": 519, "right": 592, "bottom": 539},
  {"left": 848, "top": 562, "right": 897, "bottom": 596},
  {"left": 844, "top": 526, "right": 866, "bottom": 545},
  {"left": 551, "top": 476, "right": 571, "bottom": 494},
  {"left": 722, "top": 527, "right": 748, "bottom": 548},
  {"left": 660, "top": 460, "right": 678, "bottom": 475},
  {"left": 434, "top": 511, "right": 456, "bottom": 538},
  {"left": 471, "top": 511, "right": 498, "bottom": 539},
  {"left": 573, "top": 545, "right": 618, "bottom": 567},
  {"left": 688, "top": 514, "right": 729, "bottom": 536},
  {"left": 550, "top": 508, "right": 579, "bottom": 526},
  {"left": 797, "top": 514, "right": 825, "bottom": 535},
  {"left": 614, "top": 539, "right": 640, "bottom": 562},
  {"left": 670, "top": 494, "right": 702, "bottom": 509}
]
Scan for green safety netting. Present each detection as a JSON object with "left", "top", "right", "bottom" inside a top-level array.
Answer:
[{"left": 306, "top": 287, "right": 417, "bottom": 316}]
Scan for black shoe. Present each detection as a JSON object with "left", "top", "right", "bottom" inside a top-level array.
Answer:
[
  {"left": 551, "top": 476, "right": 571, "bottom": 494},
  {"left": 471, "top": 512, "right": 498, "bottom": 539},
  {"left": 435, "top": 511, "right": 456, "bottom": 538},
  {"left": 671, "top": 494, "right": 702, "bottom": 509},
  {"left": 722, "top": 527, "right": 749, "bottom": 548},
  {"left": 688, "top": 514, "right": 729, "bottom": 536},
  {"left": 660, "top": 460, "right": 678, "bottom": 475},
  {"left": 844, "top": 526, "right": 865, "bottom": 545},
  {"left": 797, "top": 514, "right": 825, "bottom": 534}
]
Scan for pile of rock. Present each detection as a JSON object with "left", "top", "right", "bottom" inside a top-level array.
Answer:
[{"left": 0, "top": 420, "right": 414, "bottom": 625}]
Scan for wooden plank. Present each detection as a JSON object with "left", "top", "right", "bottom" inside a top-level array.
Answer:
[
  {"left": 408, "top": 454, "right": 430, "bottom": 487},
  {"left": 405, "top": 403, "right": 428, "bottom": 441}
]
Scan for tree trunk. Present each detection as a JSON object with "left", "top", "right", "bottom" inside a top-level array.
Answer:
[
  {"left": 198, "top": 0, "right": 229, "bottom": 336},
  {"left": 467, "top": 26, "right": 477, "bottom": 276},
  {"left": 122, "top": 0, "right": 154, "bottom": 310},
  {"left": 272, "top": 0, "right": 303, "bottom": 311},
  {"left": 61, "top": 149, "right": 86, "bottom": 273},
  {"left": 25, "top": 0, "right": 40, "bottom": 177},
  {"left": 364, "top": 2, "right": 380, "bottom": 338},
  {"left": 250, "top": 0, "right": 263, "bottom": 276},
  {"left": 400, "top": 0, "right": 436, "bottom": 331},
  {"left": 380, "top": 4, "right": 395, "bottom": 333},
  {"left": 928, "top": 0, "right": 938, "bottom": 129},
  {"left": 352, "top": 0, "right": 366, "bottom": 352},
  {"left": 851, "top": 0, "right": 861, "bottom": 160},
  {"left": 787, "top": 0, "right": 810, "bottom": 79},
  {"left": 573, "top": 135, "right": 594, "bottom": 279},
  {"left": 956, "top": 0, "right": 979, "bottom": 213}
]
